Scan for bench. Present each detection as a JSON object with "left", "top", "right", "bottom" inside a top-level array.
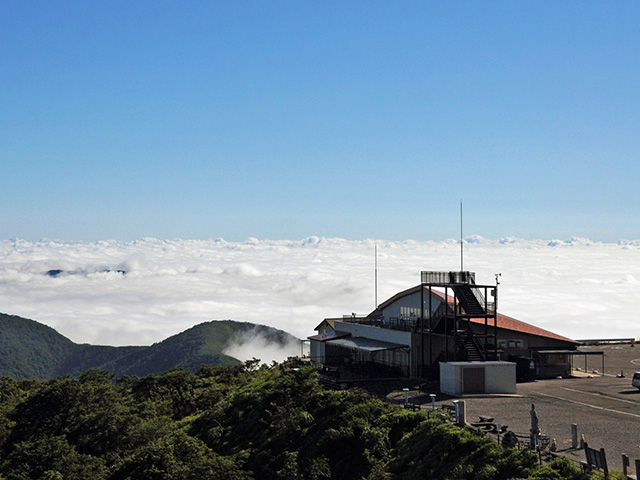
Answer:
[{"left": 471, "top": 421, "right": 495, "bottom": 430}]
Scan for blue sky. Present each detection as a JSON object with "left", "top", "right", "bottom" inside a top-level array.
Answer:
[{"left": 2, "top": 2, "right": 639, "bottom": 242}]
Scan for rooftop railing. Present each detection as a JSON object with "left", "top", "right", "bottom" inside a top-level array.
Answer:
[
  {"left": 421, "top": 271, "right": 476, "bottom": 284},
  {"left": 340, "top": 315, "right": 419, "bottom": 332}
]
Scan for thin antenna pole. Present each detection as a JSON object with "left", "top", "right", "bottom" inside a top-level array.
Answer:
[
  {"left": 375, "top": 243, "right": 378, "bottom": 308},
  {"left": 460, "top": 200, "right": 464, "bottom": 272}
]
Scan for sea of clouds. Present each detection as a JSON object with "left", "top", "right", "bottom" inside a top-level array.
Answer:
[{"left": 1, "top": 236, "right": 638, "bottom": 361}]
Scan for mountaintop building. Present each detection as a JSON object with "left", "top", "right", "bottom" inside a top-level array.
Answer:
[{"left": 309, "top": 271, "right": 581, "bottom": 389}]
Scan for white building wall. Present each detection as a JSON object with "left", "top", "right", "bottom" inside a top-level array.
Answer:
[
  {"left": 486, "top": 362, "right": 516, "bottom": 393},
  {"left": 309, "top": 341, "right": 326, "bottom": 363},
  {"left": 440, "top": 362, "right": 516, "bottom": 396},
  {"left": 334, "top": 321, "right": 411, "bottom": 346},
  {"left": 439, "top": 363, "right": 460, "bottom": 395}
]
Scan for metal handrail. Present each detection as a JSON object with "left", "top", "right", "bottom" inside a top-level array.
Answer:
[{"left": 420, "top": 271, "right": 476, "bottom": 284}]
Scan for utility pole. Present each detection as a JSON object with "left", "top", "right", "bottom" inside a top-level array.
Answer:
[
  {"left": 374, "top": 243, "right": 378, "bottom": 309},
  {"left": 460, "top": 201, "right": 464, "bottom": 272}
]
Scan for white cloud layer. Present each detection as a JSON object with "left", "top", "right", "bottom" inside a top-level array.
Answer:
[
  {"left": 222, "top": 327, "right": 306, "bottom": 364},
  {"left": 1, "top": 236, "right": 639, "bottom": 350}
]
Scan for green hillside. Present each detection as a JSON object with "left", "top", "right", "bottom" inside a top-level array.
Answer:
[
  {"left": 98, "top": 320, "right": 294, "bottom": 376},
  {"left": 0, "top": 313, "right": 77, "bottom": 379},
  {"left": 58, "top": 344, "right": 147, "bottom": 377},
  {"left": 0, "top": 314, "right": 298, "bottom": 379}
]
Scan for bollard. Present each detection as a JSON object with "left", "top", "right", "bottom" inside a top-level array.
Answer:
[
  {"left": 635, "top": 459, "right": 640, "bottom": 480},
  {"left": 622, "top": 454, "right": 629, "bottom": 477},
  {"left": 430, "top": 393, "right": 436, "bottom": 410},
  {"left": 571, "top": 424, "right": 578, "bottom": 449},
  {"left": 452, "top": 400, "right": 466, "bottom": 426},
  {"left": 403, "top": 388, "right": 409, "bottom": 405}
]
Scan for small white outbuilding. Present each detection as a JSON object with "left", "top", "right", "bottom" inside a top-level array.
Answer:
[{"left": 440, "top": 361, "right": 516, "bottom": 396}]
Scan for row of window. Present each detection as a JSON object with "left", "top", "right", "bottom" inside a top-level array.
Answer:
[
  {"left": 399, "top": 306, "right": 422, "bottom": 319},
  {"left": 497, "top": 339, "right": 524, "bottom": 349}
]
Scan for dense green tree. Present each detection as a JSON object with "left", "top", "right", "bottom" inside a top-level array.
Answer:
[
  {"left": 0, "top": 377, "right": 27, "bottom": 448},
  {"left": 114, "top": 430, "right": 249, "bottom": 480},
  {"left": 0, "top": 362, "right": 599, "bottom": 480},
  {"left": 8, "top": 372, "right": 131, "bottom": 457},
  {"left": 2, "top": 435, "right": 107, "bottom": 480},
  {"left": 389, "top": 419, "right": 534, "bottom": 479},
  {"left": 130, "top": 369, "right": 198, "bottom": 419},
  {"left": 525, "top": 458, "right": 592, "bottom": 480}
]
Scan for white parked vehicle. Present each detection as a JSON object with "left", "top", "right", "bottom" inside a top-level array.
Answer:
[{"left": 632, "top": 372, "right": 640, "bottom": 390}]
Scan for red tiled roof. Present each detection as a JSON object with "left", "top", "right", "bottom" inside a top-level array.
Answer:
[
  {"left": 411, "top": 285, "right": 577, "bottom": 344},
  {"left": 472, "top": 311, "right": 578, "bottom": 344}
]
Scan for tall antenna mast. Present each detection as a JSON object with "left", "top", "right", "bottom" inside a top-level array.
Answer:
[
  {"left": 460, "top": 200, "right": 464, "bottom": 272},
  {"left": 374, "top": 243, "right": 378, "bottom": 308}
]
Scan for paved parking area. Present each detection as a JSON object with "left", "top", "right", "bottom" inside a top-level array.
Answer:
[{"left": 447, "top": 344, "right": 640, "bottom": 472}]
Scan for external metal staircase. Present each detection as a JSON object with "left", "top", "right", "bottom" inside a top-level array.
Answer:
[
  {"left": 452, "top": 283, "right": 486, "bottom": 316},
  {"left": 457, "top": 331, "right": 486, "bottom": 361},
  {"left": 453, "top": 283, "right": 491, "bottom": 362}
]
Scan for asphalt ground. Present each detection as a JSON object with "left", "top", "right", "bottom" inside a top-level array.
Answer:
[{"left": 443, "top": 344, "right": 640, "bottom": 472}]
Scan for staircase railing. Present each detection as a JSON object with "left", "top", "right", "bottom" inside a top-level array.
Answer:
[{"left": 457, "top": 324, "right": 486, "bottom": 361}]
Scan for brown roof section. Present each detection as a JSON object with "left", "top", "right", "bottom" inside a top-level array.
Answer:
[
  {"left": 308, "top": 330, "right": 350, "bottom": 342},
  {"left": 472, "top": 311, "right": 578, "bottom": 344},
  {"left": 314, "top": 318, "right": 339, "bottom": 332}
]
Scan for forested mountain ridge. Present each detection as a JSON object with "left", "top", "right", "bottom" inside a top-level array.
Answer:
[
  {"left": 0, "top": 313, "right": 297, "bottom": 379},
  {"left": 0, "top": 361, "right": 592, "bottom": 479}
]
